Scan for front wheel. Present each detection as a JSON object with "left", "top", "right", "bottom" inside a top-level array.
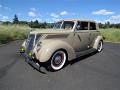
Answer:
[
  {"left": 97, "top": 40, "right": 103, "bottom": 52},
  {"left": 47, "top": 50, "right": 67, "bottom": 71}
]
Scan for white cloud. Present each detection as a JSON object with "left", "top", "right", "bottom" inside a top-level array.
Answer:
[
  {"left": 94, "top": 19, "right": 102, "bottom": 23},
  {"left": 2, "top": 16, "right": 8, "bottom": 22},
  {"left": 60, "top": 11, "right": 68, "bottom": 15},
  {"left": 30, "top": 8, "right": 36, "bottom": 11},
  {"left": 105, "top": 19, "right": 110, "bottom": 22},
  {"left": 50, "top": 11, "right": 69, "bottom": 19},
  {"left": 110, "top": 15, "right": 120, "bottom": 20},
  {"left": 95, "top": 15, "right": 120, "bottom": 24},
  {"left": 28, "top": 8, "right": 41, "bottom": 17},
  {"left": 36, "top": 18, "right": 42, "bottom": 22},
  {"left": 0, "top": 5, "right": 10, "bottom": 11},
  {"left": 92, "top": 9, "right": 115, "bottom": 15},
  {"left": 52, "top": 18, "right": 61, "bottom": 22},
  {"left": 32, "top": 18, "right": 42, "bottom": 22},
  {"left": 50, "top": 13, "right": 60, "bottom": 18},
  {"left": 49, "top": 11, "right": 77, "bottom": 22},
  {"left": 28, "top": 11, "right": 36, "bottom": 17},
  {"left": 94, "top": 19, "right": 110, "bottom": 24},
  {"left": 0, "top": 5, "right": 2, "bottom": 8},
  {"left": 107, "top": 15, "right": 120, "bottom": 23}
]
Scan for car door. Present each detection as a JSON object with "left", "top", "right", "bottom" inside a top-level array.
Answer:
[
  {"left": 89, "top": 22, "right": 100, "bottom": 46},
  {"left": 73, "top": 21, "right": 90, "bottom": 52}
]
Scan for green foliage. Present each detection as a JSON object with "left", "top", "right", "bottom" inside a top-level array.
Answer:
[
  {"left": 99, "top": 22, "right": 120, "bottom": 29},
  {"left": 100, "top": 28, "right": 120, "bottom": 42},
  {"left": 2, "top": 21, "right": 12, "bottom": 25},
  {"left": 29, "top": 20, "right": 53, "bottom": 28},
  {"left": 19, "top": 21, "right": 28, "bottom": 25},
  {"left": 29, "top": 20, "right": 40, "bottom": 28},
  {"left": 13, "top": 14, "right": 19, "bottom": 24},
  {"left": 0, "top": 25, "right": 29, "bottom": 44},
  {"left": 0, "top": 33, "right": 12, "bottom": 44}
]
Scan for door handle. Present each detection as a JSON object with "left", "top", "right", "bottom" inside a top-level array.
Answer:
[{"left": 77, "top": 35, "right": 81, "bottom": 41}]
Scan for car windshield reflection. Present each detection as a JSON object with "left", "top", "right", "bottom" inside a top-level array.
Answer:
[{"left": 53, "top": 21, "right": 74, "bottom": 30}]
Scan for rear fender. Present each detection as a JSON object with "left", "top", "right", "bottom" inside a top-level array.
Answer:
[{"left": 93, "top": 36, "right": 103, "bottom": 49}]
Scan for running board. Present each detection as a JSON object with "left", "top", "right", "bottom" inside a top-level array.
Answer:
[{"left": 76, "top": 48, "right": 96, "bottom": 58}]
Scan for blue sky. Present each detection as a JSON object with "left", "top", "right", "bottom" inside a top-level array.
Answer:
[{"left": 0, "top": 0, "right": 120, "bottom": 23}]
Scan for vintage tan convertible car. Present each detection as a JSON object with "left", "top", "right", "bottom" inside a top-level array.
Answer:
[{"left": 19, "top": 19, "right": 103, "bottom": 71}]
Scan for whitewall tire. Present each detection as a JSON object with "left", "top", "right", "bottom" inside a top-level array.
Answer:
[
  {"left": 50, "top": 50, "right": 67, "bottom": 71},
  {"left": 97, "top": 41, "right": 103, "bottom": 52}
]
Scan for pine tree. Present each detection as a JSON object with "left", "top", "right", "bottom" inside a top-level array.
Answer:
[{"left": 13, "top": 14, "right": 19, "bottom": 24}]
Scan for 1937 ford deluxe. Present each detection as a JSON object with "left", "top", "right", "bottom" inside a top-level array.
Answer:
[{"left": 19, "top": 19, "right": 103, "bottom": 71}]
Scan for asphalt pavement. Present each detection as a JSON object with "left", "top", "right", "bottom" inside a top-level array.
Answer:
[{"left": 0, "top": 41, "right": 120, "bottom": 90}]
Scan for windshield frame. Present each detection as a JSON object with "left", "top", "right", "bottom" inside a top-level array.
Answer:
[
  {"left": 25, "top": 34, "right": 35, "bottom": 53},
  {"left": 53, "top": 21, "right": 63, "bottom": 29},
  {"left": 53, "top": 21, "right": 75, "bottom": 30}
]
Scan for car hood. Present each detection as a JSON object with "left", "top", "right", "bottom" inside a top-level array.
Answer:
[{"left": 30, "top": 29, "right": 73, "bottom": 34}]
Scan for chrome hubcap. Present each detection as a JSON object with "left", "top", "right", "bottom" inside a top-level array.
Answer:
[
  {"left": 51, "top": 50, "right": 66, "bottom": 70},
  {"left": 98, "top": 41, "right": 102, "bottom": 51},
  {"left": 53, "top": 53, "right": 63, "bottom": 66}
]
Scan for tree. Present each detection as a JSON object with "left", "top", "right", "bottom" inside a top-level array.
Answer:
[
  {"left": 29, "top": 20, "right": 40, "bottom": 28},
  {"left": 106, "top": 21, "right": 110, "bottom": 28},
  {"left": 13, "top": 14, "right": 19, "bottom": 24},
  {"left": 40, "top": 22, "right": 47, "bottom": 28},
  {"left": 2, "top": 21, "right": 12, "bottom": 25},
  {"left": 19, "top": 21, "right": 28, "bottom": 25}
]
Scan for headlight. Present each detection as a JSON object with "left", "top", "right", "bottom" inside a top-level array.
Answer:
[
  {"left": 28, "top": 51, "right": 33, "bottom": 57},
  {"left": 19, "top": 46, "right": 25, "bottom": 53},
  {"left": 28, "top": 51, "right": 36, "bottom": 59},
  {"left": 36, "top": 42, "right": 42, "bottom": 52}
]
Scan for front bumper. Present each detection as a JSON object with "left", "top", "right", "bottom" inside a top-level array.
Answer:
[{"left": 22, "top": 53, "right": 41, "bottom": 71}]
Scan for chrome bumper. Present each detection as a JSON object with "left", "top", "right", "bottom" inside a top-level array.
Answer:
[{"left": 22, "top": 53, "right": 41, "bottom": 71}]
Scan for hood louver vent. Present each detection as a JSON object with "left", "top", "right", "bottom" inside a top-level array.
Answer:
[{"left": 45, "top": 34, "right": 69, "bottom": 39}]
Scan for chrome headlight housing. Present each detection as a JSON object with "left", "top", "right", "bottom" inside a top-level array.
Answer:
[
  {"left": 19, "top": 46, "right": 25, "bottom": 53},
  {"left": 28, "top": 50, "right": 36, "bottom": 59},
  {"left": 36, "top": 42, "right": 42, "bottom": 52}
]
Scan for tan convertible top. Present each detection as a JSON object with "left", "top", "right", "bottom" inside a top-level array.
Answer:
[
  {"left": 57, "top": 19, "right": 96, "bottom": 23},
  {"left": 30, "top": 19, "right": 97, "bottom": 34}
]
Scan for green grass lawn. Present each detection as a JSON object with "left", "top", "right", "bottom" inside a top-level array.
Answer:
[
  {"left": 100, "top": 28, "right": 120, "bottom": 42},
  {"left": 0, "top": 25, "right": 30, "bottom": 44},
  {"left": 0, "top": 25, "right": 120, "bottom": 45}
]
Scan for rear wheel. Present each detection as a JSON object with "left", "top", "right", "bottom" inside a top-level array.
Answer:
[
  {"left": 97, "top": 40, "right": 103, "bottom": 52},
  {"left": 47, "top": 50, "right": 67, "bottom": 71}
]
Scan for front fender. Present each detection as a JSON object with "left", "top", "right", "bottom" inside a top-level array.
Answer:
[
  {"left": 35, "top": 40, "right": 76, "bottom": 62},
  {"left": 21, "top": 40, "right": 26, "bottom": 48}
]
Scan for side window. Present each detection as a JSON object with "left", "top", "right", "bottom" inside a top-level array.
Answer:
[
  {"left": 76, "top": 21, "right": 88, "bottom": 30},
  {"left": 90, "top": 22, "right": 96, "bottom": 30}
]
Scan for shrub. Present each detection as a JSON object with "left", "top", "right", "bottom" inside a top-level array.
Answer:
[
  {"left": 100, "top": 28, "right": 120, "bottom": 42},
  {"left": 0, "top": 25, "right": 29, "bottom": 44}
]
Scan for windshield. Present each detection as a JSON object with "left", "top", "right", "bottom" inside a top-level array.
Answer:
[
  {"left": 53, "top": 21, "right": 74, "bottom": 30},
  {"left": 26, "top": 34, "right": 35, "bottom": 54},
  {"left": 53, "top": 22, "right": 62, "bottom": 29},
  {"left": 35, "top": 34, "right": 42, "bottom": 44}
]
